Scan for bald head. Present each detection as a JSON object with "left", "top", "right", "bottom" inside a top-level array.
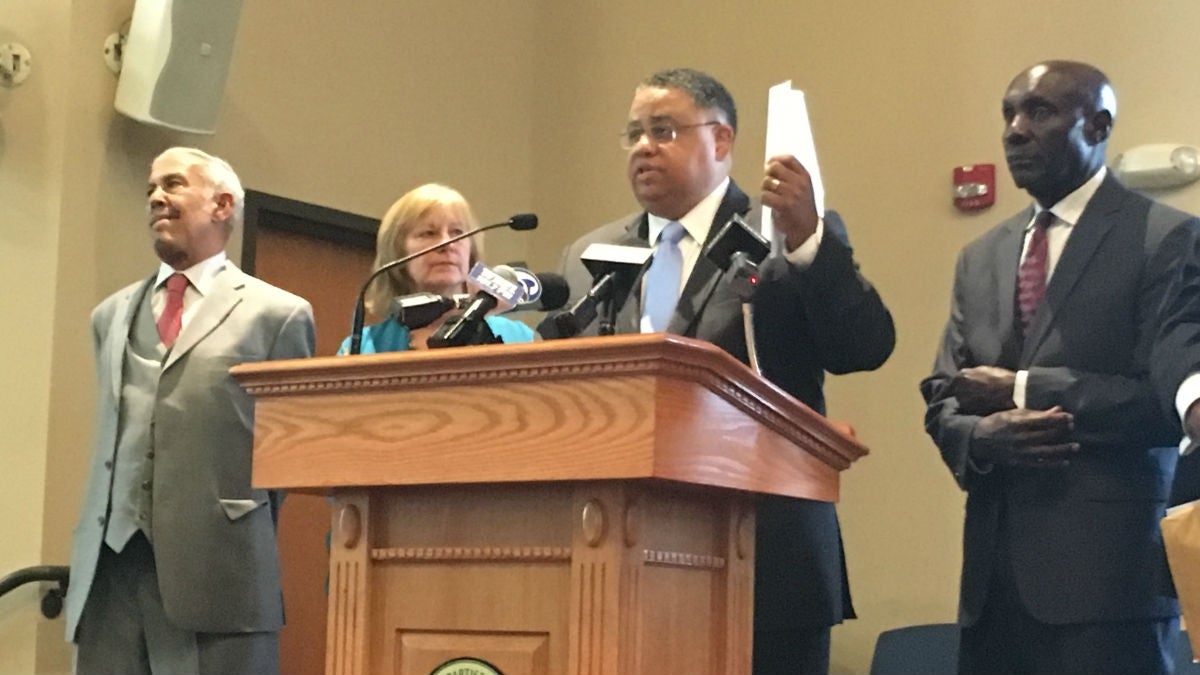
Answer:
[
  {"left": 1010, "top": 61, "right": 1117, "bottom": 121},
  {"left": 1002, "top": 61, "right": 1116, "bottom": 206}
]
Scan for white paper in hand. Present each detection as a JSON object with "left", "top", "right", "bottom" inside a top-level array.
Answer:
[{"left": 764, "top": 80, "right": 824, "bottom": 243}]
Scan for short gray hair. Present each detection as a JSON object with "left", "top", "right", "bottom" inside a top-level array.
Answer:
[{"left": 154, "top": 147, "right": 245, "bottom": 231}]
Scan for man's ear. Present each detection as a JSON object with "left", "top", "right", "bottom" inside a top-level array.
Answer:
[
  {"left": 713, "top": 123, "right": 735, "bottom": 161},
  {"left": 1086, "top": 110, "right": 1113, "bottom": 144},
  {"left": 212, "top": 192, "right": 235, "bottom": 222}
]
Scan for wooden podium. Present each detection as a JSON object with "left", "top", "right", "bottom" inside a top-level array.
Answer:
[{"left": 231, "top": 333, "right": 867, "bottom": 675}]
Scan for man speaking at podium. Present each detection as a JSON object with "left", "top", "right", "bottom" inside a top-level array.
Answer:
[
  {"left": 64, "top": 147, "right": 315, "bottom": 675},
  {"left": 560, "top": 68, "right": 894, "bottom": 675}
]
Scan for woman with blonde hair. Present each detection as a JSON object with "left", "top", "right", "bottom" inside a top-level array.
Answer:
[{"left": 339, "top": 184, "right": 534, "bottom": 352}]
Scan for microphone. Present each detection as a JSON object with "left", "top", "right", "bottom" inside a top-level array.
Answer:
[
  {"left": 703, "top": 213, "right": 770, "bottom": 271},
  {"left": 427, "top": 263, "right": 525, "bottom": 348},
  {"left": 346, "top": 213, "right": 537, "bottom": 355},
  {"left": 388, "top": 292, "right": 466, "bottom": 329},
  {"left": 508, "top": 268, "right": 571, "bottom": 312},
  {"left": 703, "top": 213, "right": 771, "bottom": 302},
  {"left": 537, "top": 243, "right": 651, "bottom": 339},
  {"left": 700, "top": 213, "right": 772, "bottom": 374}
]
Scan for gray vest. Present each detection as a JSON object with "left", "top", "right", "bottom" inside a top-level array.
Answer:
[{"left": 103, "top": 283, "right": 165, "bottom": 552}]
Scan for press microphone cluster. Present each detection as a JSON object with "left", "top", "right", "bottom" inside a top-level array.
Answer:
[
  {"left": 389, "top": 269, "right": 570, "bottom": 331},
  {"left": 537, "top": 243, "right": 651, "bottom": 339},
  {"left": 346, "top": 213, "right": 537, "bottom": 355},
  {"left": 426, "top": 264, "right": 522, "bottom": 348},
  {"left": 538, "top": 213, "right": 771, "bottom": 345}
]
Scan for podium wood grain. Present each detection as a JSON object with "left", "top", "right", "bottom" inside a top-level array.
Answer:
[{"left": 232, "top": 334, "right": 866, "bottom": 675}]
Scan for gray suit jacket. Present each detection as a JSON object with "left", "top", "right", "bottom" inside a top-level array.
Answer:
[
  {"left": 921, "top": 174, "right": 1194, "bottom": 625},
  {"left": 65, "top": 261, "right": 315, "bottom": 639}
]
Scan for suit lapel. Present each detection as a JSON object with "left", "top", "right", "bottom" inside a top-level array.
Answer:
[
  {"left": 109, "top": 277, "right": 155, "bottom": 401},
  {"left": 618, "top": 181, "right": 752, "bottom": 335},
  {"left": 610, "top": 215, "right": 651, "bottom": 333},
  {"left": 1021, "top": 176, "right": 1124, "bottom": 360},
  {"left": 162, "top": 263, "right": 245, "bottom": 373},
  {"left": 990, "top": 209, "right": 1028, "bottom": 366},
  {"left": 673, "top": 182, "right": 752, "bottom": 336}
]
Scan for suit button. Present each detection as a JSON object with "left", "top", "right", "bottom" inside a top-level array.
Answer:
[
  {"left": 146, "top": 452, "right": 155, "bottom": 460},
  {"left": 97, "top": 516, "right": 106, "bottom": 526},
  {"left": 141, "top": 480, "right": 152, "bottom": 490},
  {"left": 104, "top": 460, "right": 113, "bottom": 470}
]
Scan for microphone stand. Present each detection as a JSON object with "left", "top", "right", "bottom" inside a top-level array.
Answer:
[
  {"left": 598, "top": 290, "right": 619, "bottom": 336},
  {"left": 728, "top": 251, "right": 762, "bottom": 375},
  {"left": 347, "top": 214, "right": 536, "bottom": 355}
]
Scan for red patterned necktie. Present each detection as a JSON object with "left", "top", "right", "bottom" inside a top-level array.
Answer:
[
  {"left": 1016, "top": 210, "right": 1054, "bottom": 333},
  {"left": 157, "top": 273, "right": 189, "bottom": 347}
]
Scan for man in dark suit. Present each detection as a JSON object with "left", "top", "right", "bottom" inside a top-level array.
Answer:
[
  {"left": 1154, "top": 221, "right": 1200, "bottom": 503},
  {"left": 921, "top": 61, "right": 1195, "bottom": 674},
  {"left": 561, "top": 67, "right": 895, "bottom": 675},
  {"left": 64, "top": 147, "right": 315, "bottom": 674}
]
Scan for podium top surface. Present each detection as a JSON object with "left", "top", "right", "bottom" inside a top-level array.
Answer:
[{"left": 232, "top": 333, "right": 867, "bottom": 502}]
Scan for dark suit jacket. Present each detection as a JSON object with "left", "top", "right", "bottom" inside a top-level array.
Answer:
[
  {"left": 562, "top": 180, "right": 895, "bottom": 630},
  {"left": 920, "top": 175, "right": 1193, "bottom": 626},
  {"left": 65, "top": 262, "right": 315, "bottom": 639},
  {"left": 1153, "top": 220, "right": 1200, "bottom": 504}
]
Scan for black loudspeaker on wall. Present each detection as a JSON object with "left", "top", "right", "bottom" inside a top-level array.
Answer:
[{"left": 115, "top": 0, "right": 246, "bottom": 134}]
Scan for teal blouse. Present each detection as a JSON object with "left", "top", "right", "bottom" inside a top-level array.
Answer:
[{"left": 337, "top": 315, "right": 535, "bottom": 354}]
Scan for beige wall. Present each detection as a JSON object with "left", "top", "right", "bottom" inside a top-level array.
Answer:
[
  {"left": 1, "top": 3, "right": 69, "bottom": 673},
  {"left": 3, "top": 1, "right": 1200, "bottom": 673}
]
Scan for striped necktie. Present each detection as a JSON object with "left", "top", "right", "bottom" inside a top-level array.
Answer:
[{"left": 1016, "top": 210, "right": 1054, "bottom": 333}]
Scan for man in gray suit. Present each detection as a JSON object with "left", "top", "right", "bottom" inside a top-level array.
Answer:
[
  {"left": 921, "top": 61, "right": 1195, "bottom": 674},
  {"left": 64, "top": 147, "right": 315, "bottom": 674}
]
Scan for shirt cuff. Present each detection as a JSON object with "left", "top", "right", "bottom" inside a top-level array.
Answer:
[
  {"left": 783, "top": 217, "right": 824, "bottom": 268},
  {"left": 1013, "top": 370, "right": 1029, "bottom": 409},
  {"left": 1180, "top": 436, "right": 1197, "bottom": 456},
  {"left": 1176, "top": 373, "right": 1200, "bottom": 454}
]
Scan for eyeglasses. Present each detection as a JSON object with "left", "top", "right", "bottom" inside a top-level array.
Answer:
[{"left": 620, "top": 120, "right": 720, "bottom": 150}]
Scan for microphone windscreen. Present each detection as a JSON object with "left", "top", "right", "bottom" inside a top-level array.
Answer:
[
  {"left": 536, "top": 273, "right": 571, "bottom": 311},
  {"left": 508, "top": 213, "right": 538, "bottom": 231}
]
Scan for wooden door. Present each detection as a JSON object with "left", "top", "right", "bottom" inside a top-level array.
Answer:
[{"left": 242, "top": 192, "right": 378, "bottom": 675}]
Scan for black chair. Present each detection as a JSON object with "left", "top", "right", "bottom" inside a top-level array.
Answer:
[
  {"left": 1178, "top": 632, "right": 1200, "bottom": 674},
  {"left": 869, "top": 623, "right": 959, "bottom": 675},
  {"left": 871, "top": 624, "right": 1199, "bottom": 674}
]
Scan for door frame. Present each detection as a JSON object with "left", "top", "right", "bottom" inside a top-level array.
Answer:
[{"left": 241, "top": 189, "right": 378, "bottom": 274}]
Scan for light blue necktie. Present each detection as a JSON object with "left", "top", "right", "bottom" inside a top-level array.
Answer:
[{"left": 643, "top": 221, "right": 686, "bottom": 332}]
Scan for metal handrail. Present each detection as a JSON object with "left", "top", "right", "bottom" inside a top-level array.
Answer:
[{"left": 0, "top": 565, "right": 69, "bottom": 619}]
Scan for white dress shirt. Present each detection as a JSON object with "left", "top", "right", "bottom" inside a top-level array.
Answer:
[
  {"left": 1175, "top": 375, "right": 1200, "bottom": 454},
  {"left": 1012, "top": 167, "right": 1107, "bottom": 409},
  {"left": 152, "top": 251, "right": 228, "bottom": 333}
]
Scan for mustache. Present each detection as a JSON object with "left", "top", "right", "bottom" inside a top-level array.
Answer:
[{"left": 149, "top": 208, "right": 179, "bottom": 224}]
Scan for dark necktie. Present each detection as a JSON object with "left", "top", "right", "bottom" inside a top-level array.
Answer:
[
  {"left": 1016, "top": 210, "right": 1054, "bottom": 333},
  {"left": 157, "top": 273, "right": 188, "bottom": 347}
]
